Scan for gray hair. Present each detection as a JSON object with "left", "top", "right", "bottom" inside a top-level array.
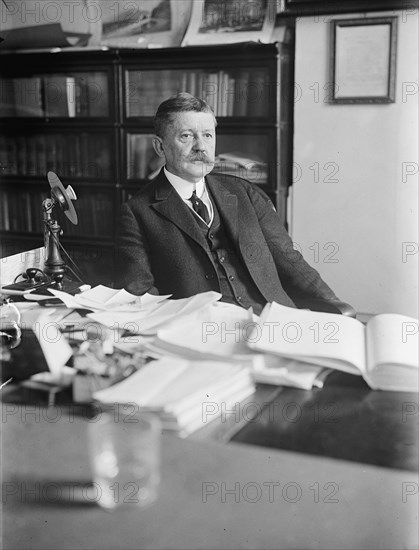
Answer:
[{"left": 154, "top": 92, "right": 217, "bottom": 137}]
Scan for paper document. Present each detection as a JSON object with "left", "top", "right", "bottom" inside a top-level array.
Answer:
[
  {"left": 153, "top": 301, "right": 258, "bottom": 359},
  {"left": 32, "top": 310, "right": 73, "bottom": 377},
  {"left": 252, "top": 355, "right": 328, "bottom": 390},
  {"left": 48, "top": 285, "right": 171, "bottom": 312},
  {"left": 88, "top": 291, "right": 222, "bottom": 334}
]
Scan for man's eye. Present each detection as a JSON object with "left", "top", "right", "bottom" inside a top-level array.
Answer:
[
  {"left": 180, "top": 133, "right": 193, "bottom": 140},
  {"left": 204, "top": 133, "right": 213, "bottom": 139}
]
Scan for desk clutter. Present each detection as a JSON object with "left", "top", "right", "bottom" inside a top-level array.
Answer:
[{"left": 1, "top": 285, "right": 418, "bottom": 436}]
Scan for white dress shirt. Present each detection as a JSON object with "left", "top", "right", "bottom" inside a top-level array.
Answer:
[{"left": 164, "top": 167, "right": 214, "bottom": 226}]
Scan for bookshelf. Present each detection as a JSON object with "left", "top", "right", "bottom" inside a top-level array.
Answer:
[{"left": 0, "top": 42, "right": 293, "bottom": 285}]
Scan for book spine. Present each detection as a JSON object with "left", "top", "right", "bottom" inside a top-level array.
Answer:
[
  {"left": 226, "top": 76, "right": 235, "bottom": 117},
  {"left": 55, "top": 134, "right": 64, "bottom": 176},
  {"left": 67, "top": 134, "right": 77, "bottom": 177},
  {"left": 14, "top": 77, "right": 43, "bottom": 117},
  {"left": 23, "top": 191, "right": 32, "bottom": 232},
  {"left": 44, "top": 76, "right": 69, "bottom": 117},
  {"left": 87, "top": 72, "right": 108, "bottom": 117},
  {"left": 250, "top": 69, "right": 267, "bottom": 117},
  {"left": 234, "top": 70, "right": 249, "bottom": 117},
  {"left": 36, "top": 134, "right": 47, "bottom": 177},
  {"left": 1, "top": 189, "right": 10, "bottom": 230},
  {"left": 0, "top": 135, "right": 7, "bottom": 173},
  {"left": 10, "top": 191, "right": 19, "bottom": 232},
  {"left": 66, "top": 76, "right": 76, "bottom": 118},
  {"left": 0, "top": 78, "right": 16, "bottom": 116},
  {"left": 5, "top": 139, "right": 18, "bottom": 175},
  {"left": 16, "top": 136, "right": 27, "bottom": 176},
  {"left": 125, "top": 71, "right": 141, "bottom": 118},
  {"left": 80, "top": 133, "right": 89, "bottom": 177},
  {"left": 46, "top": 134, "right": 57, "bottom": 172},
  {"left": 26, "top": 136, "right": 37, "bottom": 176}
]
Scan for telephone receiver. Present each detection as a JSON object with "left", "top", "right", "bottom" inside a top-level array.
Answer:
[{"left": 47, "top": 171, "right": 78, "bottom": 225}]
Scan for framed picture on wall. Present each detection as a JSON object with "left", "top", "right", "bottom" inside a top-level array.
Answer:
[
  {"left": 282, "top": 0, "right": 414, "bottom": 16},
  {"left": 329, "top": 17, "right": 398, "bottom": 104},
  {"left": 100, "top": 0, "right": 193, "bottom": 48},
  {"left": 181, "top": 0, "right": 276, "bottom": 46}
]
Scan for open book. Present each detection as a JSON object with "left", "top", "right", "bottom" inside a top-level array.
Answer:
[{"left": 248, "top": 303, "right": 418, "bottom": 393}]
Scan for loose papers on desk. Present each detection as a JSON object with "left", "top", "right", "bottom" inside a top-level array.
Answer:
[
  {"left": 27, "top": 308, "right": 74, "bottom": 386},
  {"left": 93, "top": 357, "right": 255, "bottom": 437},
  {"left": 147, "top": 301, "right": 328, "bottom": 390},
  {"left": 149, "top": 301, "right": 256, "bottom": 360},
  {"left": 19, "top": 286, "right": 330, "bottom": 391},
  {"left": 48, "top": 285, "right": 171, "bottom": 312},
  {"left": 87, "top": 290, "right": 223, "bottom": 335}
]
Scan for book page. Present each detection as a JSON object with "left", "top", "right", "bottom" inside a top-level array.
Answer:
[
  {"left": 155, "top": 301, "right": 256, "bottom": 359},
  {"left": 249, "top": 302, "right": 367, "bottom": 374},
  {"left": 366, "top": 314, "right": 419, "bottom": 372}
]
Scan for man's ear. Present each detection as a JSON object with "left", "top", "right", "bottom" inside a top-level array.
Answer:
[{"left": 152, "top": 137, "right": 165, "bottom": 158}]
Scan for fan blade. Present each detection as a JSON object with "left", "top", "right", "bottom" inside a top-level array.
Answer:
[{"left": 47, "top": 171, "right": 78, "bottom": 225}]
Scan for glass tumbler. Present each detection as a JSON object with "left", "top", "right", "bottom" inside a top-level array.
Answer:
[{"left": 88, "top": 407, "right": 161, "bottom": 510}]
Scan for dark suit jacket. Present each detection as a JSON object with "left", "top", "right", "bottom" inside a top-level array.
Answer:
[{"left": 115, "top": 170, "right": 338, "bottom": 308}]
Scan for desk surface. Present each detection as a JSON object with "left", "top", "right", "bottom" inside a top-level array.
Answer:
[
  {"left": 231, "top": 372, "right": 419, "bottom": 472},
  {"left": 2, "top": 378, "right": 419, "bottom": 550},
  {"left": 2, "top": 402, "right": 418, "bottom": 550}
]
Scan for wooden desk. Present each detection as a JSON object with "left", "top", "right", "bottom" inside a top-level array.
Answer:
[
  {"left": 2, "top": 391, "right": 418, "bottom": 550},
  {"left": 231, "top": 372, "right": 419, "bottom": 472}
]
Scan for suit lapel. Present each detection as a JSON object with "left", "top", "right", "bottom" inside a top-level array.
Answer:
[
  {"left": 151, "top": 171, "right": 209, "bottom": 250},
  {"left": 206, "top": 174, "right": 239, "bottom": 245}
]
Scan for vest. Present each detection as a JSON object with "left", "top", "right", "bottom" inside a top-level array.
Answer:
[{"left": 194, "top": 197, "right": 266, "bottom": 315}]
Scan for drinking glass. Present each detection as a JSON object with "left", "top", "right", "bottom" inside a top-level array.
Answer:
[{"left": 88, "top": 407, "right": 161, "bottom": 510}]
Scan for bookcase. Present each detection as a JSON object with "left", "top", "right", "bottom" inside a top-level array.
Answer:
[{"left": 0, "top": 42, "right": 293, "bottom": 285}]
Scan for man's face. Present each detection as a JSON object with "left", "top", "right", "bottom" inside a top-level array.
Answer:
[{"left": 154, "top": 111, "right": 216, "bottom": 183}]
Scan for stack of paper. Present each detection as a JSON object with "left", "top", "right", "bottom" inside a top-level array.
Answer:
[
  {"left": 149, "top": 301, "right": 257, "bottom": 360},
  {"left": 92, "top": 357, "right": 255, "bottom": 437}
]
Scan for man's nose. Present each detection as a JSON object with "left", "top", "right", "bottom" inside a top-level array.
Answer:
[{"left": 193, "top": 136, "right": 206, "bottom": 151}]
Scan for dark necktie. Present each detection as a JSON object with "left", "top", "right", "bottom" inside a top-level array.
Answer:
[{"left": 189, "top": 190, "right": 210, "bottom": 224}]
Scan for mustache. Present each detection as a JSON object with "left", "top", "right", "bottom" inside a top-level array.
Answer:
[{"left": 189, "top": 153, "right": 213, "bottom": 163}]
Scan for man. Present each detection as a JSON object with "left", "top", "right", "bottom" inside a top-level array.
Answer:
[{"left": 115, "top": 93, "right": 340, "bottom": 315}]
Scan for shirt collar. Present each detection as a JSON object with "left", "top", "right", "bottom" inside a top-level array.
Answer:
[{"left": 164, "top": 167, "right": 206, "bottom": 200}]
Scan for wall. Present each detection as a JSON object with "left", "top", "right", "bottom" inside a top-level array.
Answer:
[
  {"left": 0, "top": 0, "right": 102, "bottom": 44},
  {"left": 290, "top": 10, "right": 418, "bottom": 317}
]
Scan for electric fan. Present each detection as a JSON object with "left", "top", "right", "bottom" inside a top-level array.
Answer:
[{"left": 2, "top": 172, "right": 85, "bottom": 294}]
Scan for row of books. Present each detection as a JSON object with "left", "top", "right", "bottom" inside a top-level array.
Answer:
[
  {"left": 126, "top": 68, "right": 270, "bottom": 118},
  {"left": 127, "top": 134, "right": 158, "bottom": 180},
  {"left": 0, "top": 133, "right": 111, "bottom": 179},
  {"left": 0, "top": 73, "right": 109, "bottom": 118},
  {"left": 0, "top": 189, "right": 114, "bottom": 238},
  {"left": 1, "top": 70, "right": 271, "bottom": 120}
]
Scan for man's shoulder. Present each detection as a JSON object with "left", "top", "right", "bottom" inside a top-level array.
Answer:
[
  {"left": 208, "top": 172, "right": 272, "bottom": 205},
  {"left": 123, "top": 178, "right": 159, "bottom": 209},
  {"left": 207, "top": 172, "right": 256, "bottom": 193}
]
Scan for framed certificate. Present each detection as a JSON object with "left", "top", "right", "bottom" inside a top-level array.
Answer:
[{"left": 330, "top": 17, "right": 397, "bottom": 103}]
